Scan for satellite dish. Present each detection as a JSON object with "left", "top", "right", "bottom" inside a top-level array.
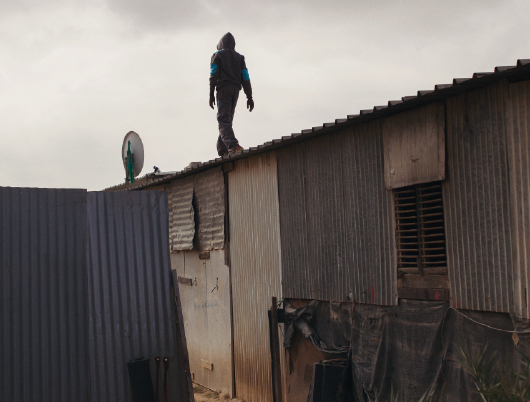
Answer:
[{"left": 122, "top": 131, "right": 144, "bottom": 183}]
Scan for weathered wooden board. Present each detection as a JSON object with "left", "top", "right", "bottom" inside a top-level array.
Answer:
[
  {"left": 398, "top": 274, "right": 448, "bottom": 289},
  {"left": 397, "top": 288, "right": 450, "bottom": 301},
  {"left": 383, "top": 102, "right": 445, "bottom": 189}
]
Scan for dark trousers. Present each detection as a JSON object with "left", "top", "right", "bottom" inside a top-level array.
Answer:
[{"left": 216, "top": 85, "right": 240, "bottom": 155}]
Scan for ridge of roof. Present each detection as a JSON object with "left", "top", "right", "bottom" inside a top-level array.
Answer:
[{"left": 105, "top": 59, "right": 530, "bottom": 192}]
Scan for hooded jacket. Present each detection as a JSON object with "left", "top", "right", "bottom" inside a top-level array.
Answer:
[{"left": 209, "top": 33, "right": 252, "bottom": 99}]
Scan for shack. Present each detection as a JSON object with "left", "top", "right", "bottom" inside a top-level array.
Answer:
[{"left": 107, "top": 58, "right": 530, "bottom": 401}]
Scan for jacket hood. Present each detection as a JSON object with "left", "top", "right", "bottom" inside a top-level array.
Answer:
[{"left": 217, "top": 32, "right": 235, "bottom": 50}]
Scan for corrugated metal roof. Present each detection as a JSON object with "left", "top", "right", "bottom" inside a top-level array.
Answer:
[
  {"left": 104, "top": 59, "right": 530, "bottom": 192},
  {"left": 1, "top": 187, "right": 89, "bottom": 402}
]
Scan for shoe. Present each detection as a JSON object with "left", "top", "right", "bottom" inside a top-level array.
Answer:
[
  {"left": 228, "top": 144, "right": 244, "bottom": 154},
  {"left": 219, "top": 152, "right": 228, "bottom": 157}
]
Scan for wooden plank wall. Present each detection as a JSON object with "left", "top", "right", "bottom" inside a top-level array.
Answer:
[{"left": 383, "top": 102, "right": 445, "bottom": 189}]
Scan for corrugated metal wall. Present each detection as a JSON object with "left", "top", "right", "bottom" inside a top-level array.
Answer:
[
  {"left": 1, "top": 187, "right": 88, "bottom": 402},
  {"left": 278, "top": 121, "right": 397, "bottom": 305},
  {"left": 194, "top": 167, "right": 225, "bottom": 251},
  {"left": 228, "top": 152, "right": 283, "bottom": 402},
  {"left": 167, "top": 177, "right": 195, "bottom": 251},
  {"left": 444, "top": 81, "right": 515, "bottom": 313},
  {"left": 166, "top": 167, "right": 225, "bottom": 252},
  {"left": 86, "top": 191, "right": 181, "bottom": 401},
  {"left": 506, "top": 79, "right": 530, "bottom": 319}
]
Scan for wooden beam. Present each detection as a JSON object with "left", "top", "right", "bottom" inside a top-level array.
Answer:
[{"left": 269, "top": 297, "right": 283, "bottom": 402}]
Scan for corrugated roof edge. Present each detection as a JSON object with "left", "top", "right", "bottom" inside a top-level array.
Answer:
[{"left": 104, "top": 59, "right": 530, "bottom": 192}]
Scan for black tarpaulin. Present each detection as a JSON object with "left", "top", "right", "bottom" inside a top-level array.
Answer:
[
  {"left": 284, "top": 299, "right": 527, "bottom": 401},
  {"left": 351, "top": 300, "right": 518, "bottom": 401}
]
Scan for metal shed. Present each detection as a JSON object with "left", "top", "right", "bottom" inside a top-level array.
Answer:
[{"left": 105, "top": 59, "right": 530, "bottom": 401}]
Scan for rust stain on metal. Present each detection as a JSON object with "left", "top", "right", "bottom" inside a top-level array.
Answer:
[{"left": 229, "top": 152, "right": 283, "bottom": 402}]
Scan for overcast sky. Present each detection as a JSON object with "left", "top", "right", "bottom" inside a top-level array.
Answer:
[{"left": 1, "top": 0, "right": 528, "bottom": 190}]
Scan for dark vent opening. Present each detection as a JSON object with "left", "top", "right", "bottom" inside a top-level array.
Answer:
[{"left": 395, "top": 181, "right": 448, "bottom": 300}]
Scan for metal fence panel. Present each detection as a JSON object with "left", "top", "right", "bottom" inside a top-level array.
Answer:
[
  {"left": 86, "top": 191, "right": 181, "bottom": 401},
  {"left": 278, "top": 122, "right": 397, "bottom": 305},
  {"left": 0, "top": 187, "right": 89, "bottom": 402}
]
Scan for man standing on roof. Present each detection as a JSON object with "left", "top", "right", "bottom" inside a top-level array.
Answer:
[{"left": 209, "top": 32, "right": 254, "bottom": 156}]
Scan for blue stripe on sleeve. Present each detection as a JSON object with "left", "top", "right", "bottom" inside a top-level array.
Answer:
[
  {"left": 242, "top": 68, "right": 250, "bottom": 81},
  {"left": 210, "top": 63, "right": 217, "bottom": 75}
]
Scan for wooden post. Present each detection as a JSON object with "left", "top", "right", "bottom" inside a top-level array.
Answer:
[
  {"left": 270, "top": 296, "right": 283, "bottom": 402},
  {"left": 171, "top": 270, "right": 195, "bottom": 402}
]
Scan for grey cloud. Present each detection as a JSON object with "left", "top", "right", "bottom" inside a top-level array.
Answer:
[
  {"left": 0, "top": 0, "right": 90, "bottom": 16},
  {"left": 101, "top": 0, "right": 508, "bottom": 34},
  {"left": 105, "top": 0, "right": 207, "bottom": 31}
]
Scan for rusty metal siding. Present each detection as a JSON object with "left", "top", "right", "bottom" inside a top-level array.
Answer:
[
  {"left": 506, "top": 79, "right": 530, "bottom": 319},
  {"left": 166, "top": 168, "right": 225, "bottom": 252},
  {"left": 86, "top": 191, "right": 180, "bottom": 402},
  {"left": 444, "top": 81, "right": 515, "bottom": 313},
  {"left": 193, "top": 167, "right": 225, "bottom": 251},
  {"left": 167, "top": 177, "right": 195, "bottom": 250},
  {"left": 278, "top": 121, "right": 397, "bottom": 305},
  {"left": 0, "top": 187, "right": 89, "bottom": 402},
  {"left": 228, "top": 152, "right": 283, "bottom": 402}
]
